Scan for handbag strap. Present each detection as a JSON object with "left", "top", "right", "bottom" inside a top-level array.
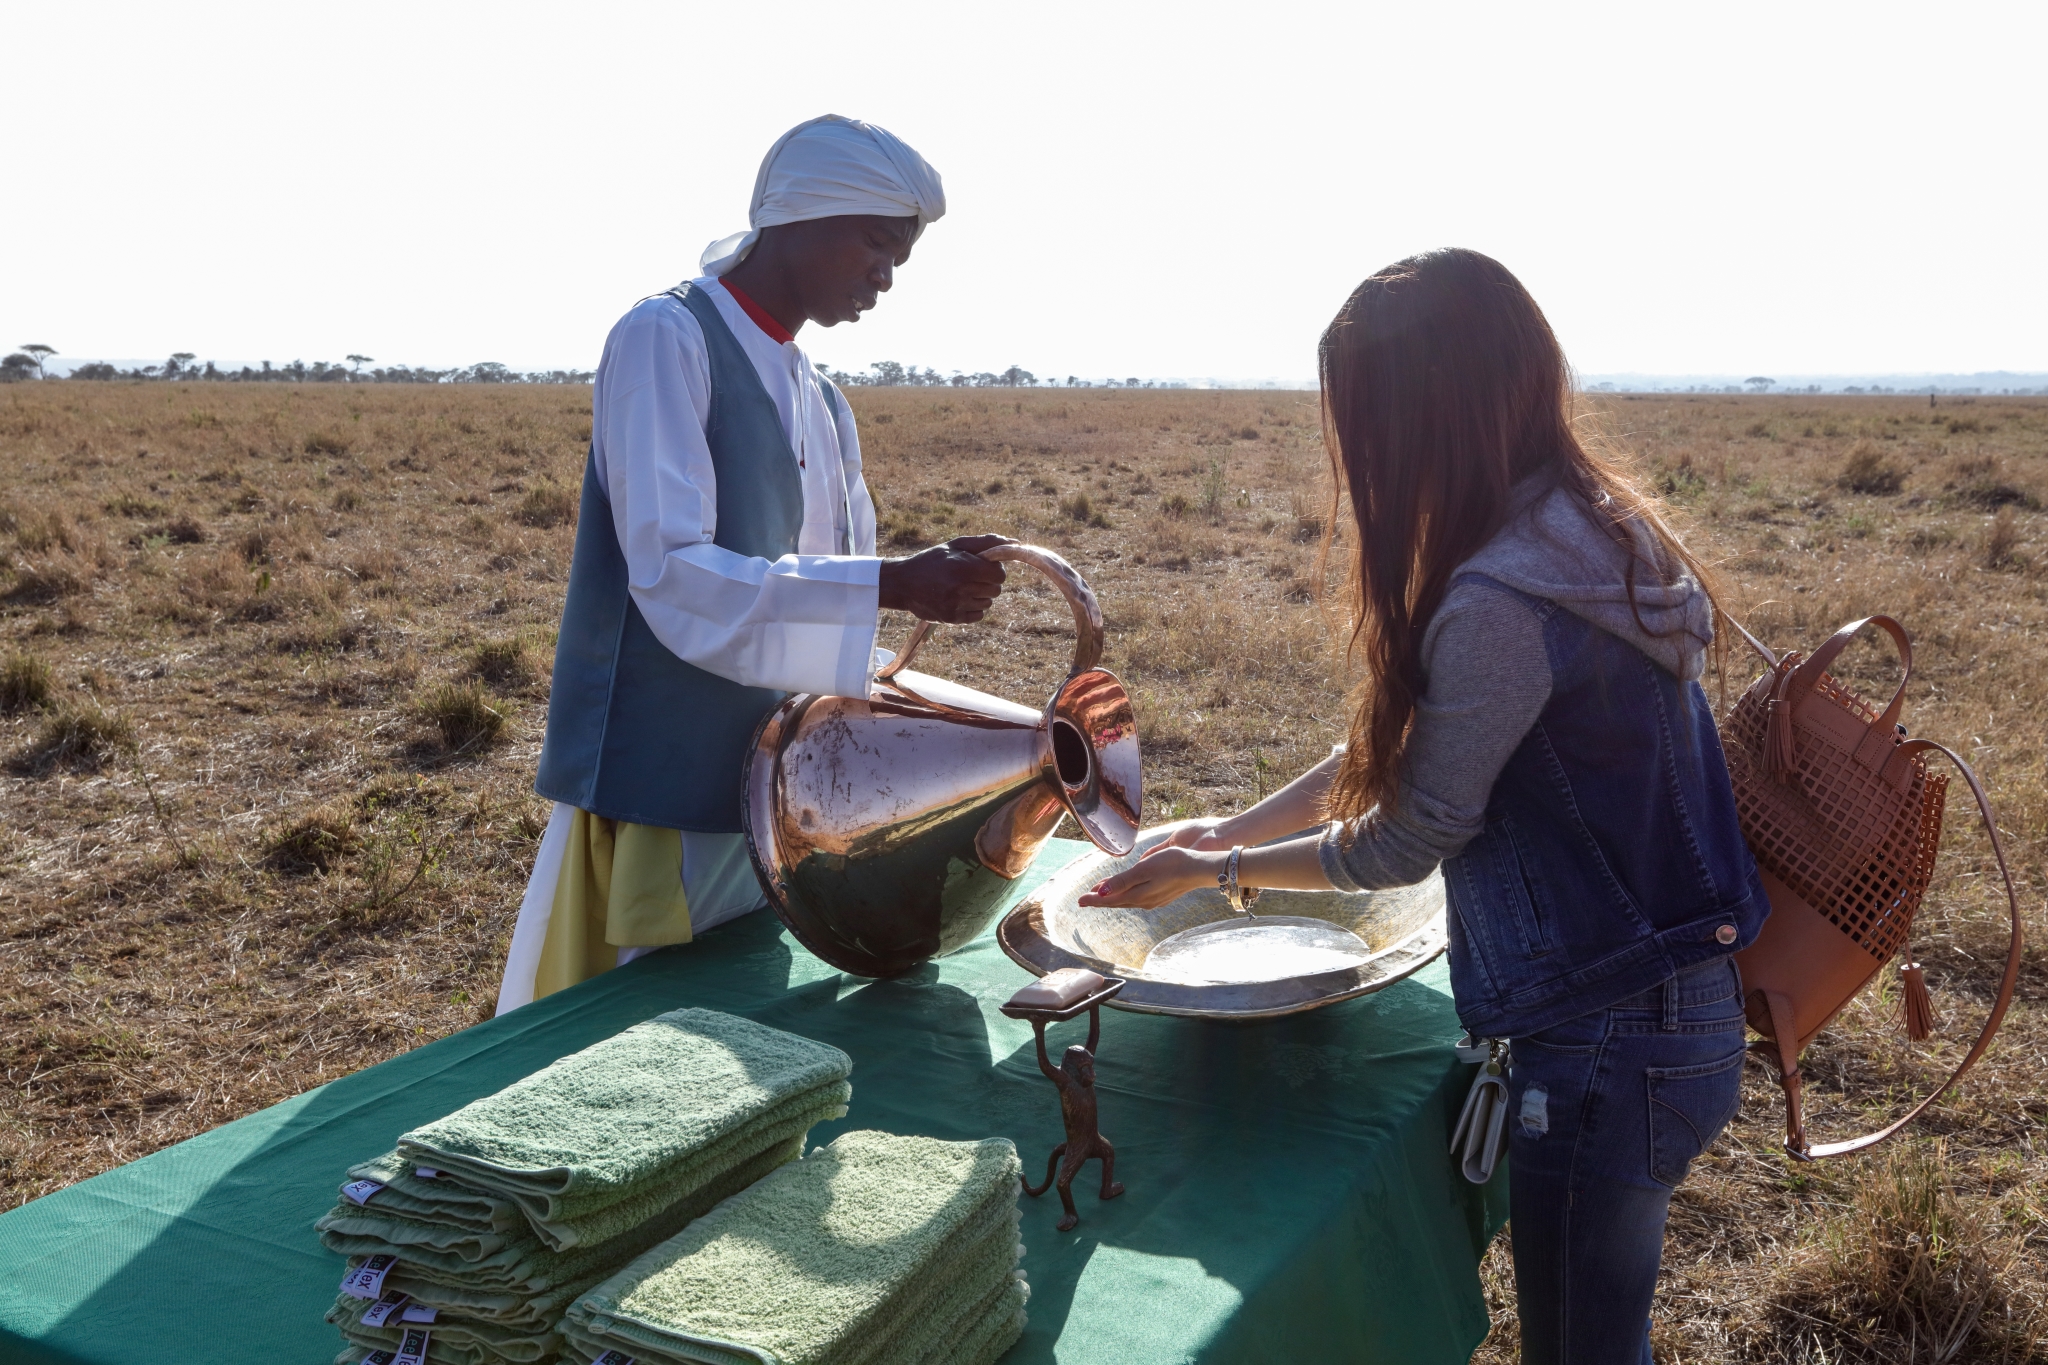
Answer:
[
  {"left": 1798, "top": 738, "right": 2026, "bottom": 1159},
  {"left": 1752, "top": 615, "right": 1915, "bottom": 781},
  {"left": 1727, "top": 615, "right": 1780, "bottom": 672},
  {"left": 1786, "top": 615, "right": 1915, "bottom": 735}
]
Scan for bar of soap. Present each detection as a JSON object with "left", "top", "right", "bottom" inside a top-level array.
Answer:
[{"left": 1009, "top": 967, "right": 1106, "bottom": 1011}]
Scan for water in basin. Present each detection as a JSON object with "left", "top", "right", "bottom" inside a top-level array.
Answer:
[{"left": 1139, "top": 915, "right": 1375, "bottom": 986}]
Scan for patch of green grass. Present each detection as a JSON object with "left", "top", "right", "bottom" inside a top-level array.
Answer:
[
  {"left": 469, "top": 637, "right": 541, "bottom": 691},
  {"left": 264, "top": 802, "right": 362, "bottom": 874},
  {"left": 1058, "top": 491, "right": 1112, "bottom": 528},
  {"left": 1200, "top": 461, "right": 1228, "bottom": 521},
  {"left": 1838, "top": 444, "right": 1906, "bottom": 495},
  {"left": 2, "top": 561, "right": 83, "bottom": 605},
  {"left": 10, "top": 704, "right": 135, "bottom": 775},
  {"left": 415, "top": 680, "right": 507, "bottom": 752},
  {"left": 104, "top": 494, "right": 167, "bottom": 518},
  {"left": 0, "top": 652, "right": 53, "bottom": 713},
  {"left": 513, "top": 482, "right": 576, "bottom": 528}
]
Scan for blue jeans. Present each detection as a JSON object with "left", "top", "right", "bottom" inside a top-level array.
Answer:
[{"left": 1507, "top": 956, "right": 1746, "bottom": 1365}]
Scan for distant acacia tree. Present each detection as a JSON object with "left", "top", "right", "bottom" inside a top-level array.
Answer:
[
  {"left": 165, "top": 352, "right": 197, "bottom": 379},
  {"left": 1, "top": 353, "right": 36, "bottom": 382},
  {"left": 1744, "top": 376, "right": 1775, "bottom": 393},
  {"left": 347, "top": 354, "right": 373, "bottom": 376},
  {"left": 22, "top": 344, "right": 56, "bottom": 379}
]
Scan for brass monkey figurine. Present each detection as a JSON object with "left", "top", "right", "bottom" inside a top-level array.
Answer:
[{"left": 1002, "top": 969, "right": 1126, "bottom": 1232}]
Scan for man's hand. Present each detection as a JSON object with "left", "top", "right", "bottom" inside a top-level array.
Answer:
[{"left": 878, "top": 534, "right": 1014, "bottom": 623}]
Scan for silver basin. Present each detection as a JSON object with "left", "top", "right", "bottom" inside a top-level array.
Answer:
[{"left": 998, "top": 824, "right": 1449, "bottom": 1019}]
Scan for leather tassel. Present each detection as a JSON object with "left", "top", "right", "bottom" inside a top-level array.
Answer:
[
  {"left": 1764, "top": 689, "right": 1800, "bottom": 783},
  {"left": 1901, "top": 961, "right": 1936, "bottom": 1040}
]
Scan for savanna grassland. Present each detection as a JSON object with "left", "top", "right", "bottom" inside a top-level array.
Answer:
[{"left": 1, "top": 381, "right": 2044, "bottom": 1362}]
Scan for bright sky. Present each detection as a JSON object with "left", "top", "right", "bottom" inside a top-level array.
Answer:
[{"left": 5, "top": 1, "right": 2042, "bottom": 382}]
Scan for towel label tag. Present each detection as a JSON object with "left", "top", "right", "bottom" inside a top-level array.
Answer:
[
  {"left": 399, "top": 1303, "right": 438, "bottom": 1324},
  {"left": 413, "top": 1167, "right": 440, "bottom": 1180},
  {"left": 393, "top": 1328, "right": 431, "bottom": 1365},
  {"left": 360, "top": 1290, "right": 409, "bottom": 1327},
  {"left": 363, "top": 1354, "right": 397, "bottom": 1365},
  {"left": 593, "top": 1353, "right": 637, "bottom": 1365},
  {"left": 341, "top": 1179, "right": 386, "bottom": 1206},
  {"left": 340, "top": 1254, "right": 397, "bottom": 1299}
]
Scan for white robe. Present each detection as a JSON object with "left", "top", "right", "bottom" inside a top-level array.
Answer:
[{"left": 496, "top": 279, "right": 883, "bottom": 1015}]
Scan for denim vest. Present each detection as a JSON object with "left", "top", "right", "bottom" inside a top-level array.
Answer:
[
  {"left": 1441, "top": 575, "right": 1770, "bottom": 1038},
  {"left": 535, "top": 284, "right": 808, "bottom": 833}
]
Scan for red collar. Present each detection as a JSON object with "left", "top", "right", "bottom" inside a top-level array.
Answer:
[{"left": 720, "top": 279, "right": 795, "bottom": 346}]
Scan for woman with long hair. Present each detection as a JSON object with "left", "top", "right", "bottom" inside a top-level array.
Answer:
[{"left": 1081, "top": 248, "right": 1770, "bottom": 1363}]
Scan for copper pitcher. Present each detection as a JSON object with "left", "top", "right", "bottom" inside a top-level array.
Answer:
[{"left": 744, "top": 545, "right": 1140, "bottom": 979}]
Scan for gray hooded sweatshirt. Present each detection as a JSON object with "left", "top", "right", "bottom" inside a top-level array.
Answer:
[{"left": 1319, "top": 475, "right": 1715, "bottom": 892}]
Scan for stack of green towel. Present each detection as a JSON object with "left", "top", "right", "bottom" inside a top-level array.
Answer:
[
  {"left": 318, "top": 1009, "right": 853, "bottom": 1365},
  {"left": 560, "top": 1130, "right": 1028, "bottom": 1365}
]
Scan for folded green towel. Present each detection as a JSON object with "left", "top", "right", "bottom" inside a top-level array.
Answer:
[
  {"left": 340, "top": 1150, "right": 527, "bottom": 1235},
  {"left": 318, "top": 1204, "right": 520, "bottom": 1265},
  {"left": 563, "top": 1131, "right": 1022, "bottom": 1365},
  {"left": 334, "top": 1137, "right": 805, "bottom": 1316},
  {"left": 398, "top": 1009, "right": 852, "bottom": 1250},
  {"left": 562, "top": 1258, "right": 1026, "bottom": 1365},
  {"left": 326, "top": 1083, "right": 842, "bottom": 1262},
  {"left": 919, "top": 1279, "right": 1027, "bottom": 1365},
  {"left": 335, "top": 1343, "right": 525, "bottom": 1365},
  {"left": 330, "top": 1294, "right": 555, "bottom": 1365},
  {"left": 841, "top": 1215, "right": 1022, "bottom": 1365}
]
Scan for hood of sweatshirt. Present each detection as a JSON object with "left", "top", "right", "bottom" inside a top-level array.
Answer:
[{"left": 1456, "top": 475, "right": 1713, "bottom": 681}]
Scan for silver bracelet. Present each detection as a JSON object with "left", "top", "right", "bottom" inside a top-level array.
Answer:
[{"left": 1219, "top": 845, "right": 1261, "bottom": 916}]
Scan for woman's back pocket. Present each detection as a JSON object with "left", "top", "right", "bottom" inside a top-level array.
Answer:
[{"left": 1646, "top": 1048, "right": 1745, "bottom": 1187}]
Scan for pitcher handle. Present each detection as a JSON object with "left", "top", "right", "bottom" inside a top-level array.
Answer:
[{"left": 877, "top": 543, "right": 1105, "bottom": 683}]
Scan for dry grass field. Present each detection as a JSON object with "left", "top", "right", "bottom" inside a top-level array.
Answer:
[{"left": 1, "top": 381, "right": 2043, "bottom": 1362}]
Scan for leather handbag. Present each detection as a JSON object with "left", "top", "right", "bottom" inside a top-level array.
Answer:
[{"left": 1721, "top": 615, "right": 2024, "bottom": 1159}]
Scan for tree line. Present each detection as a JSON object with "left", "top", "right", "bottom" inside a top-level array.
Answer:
[
  {"left": 3, "top": 346, "right": 1191, "bottom": 392},
  {"left": 0, "top": 348, "right": 593, "bottom": 385},
  {"left": 825, "top": 360, "right": 1178, "bottom": 389}
]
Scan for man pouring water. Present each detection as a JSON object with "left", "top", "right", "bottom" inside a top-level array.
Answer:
[{"left": 496, "top": 115, "right": 1009, "bottom": 1012}]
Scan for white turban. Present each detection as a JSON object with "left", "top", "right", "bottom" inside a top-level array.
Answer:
[{"left": 700, "top": 115, "right": 946, "bottom": 277}]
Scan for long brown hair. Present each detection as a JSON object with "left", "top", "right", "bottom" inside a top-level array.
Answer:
[{"left": 1319, "top": 248, "right": 1726, "bottom": 822}]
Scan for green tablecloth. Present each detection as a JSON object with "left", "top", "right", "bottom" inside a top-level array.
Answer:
[{"left": 0, "top": 841, "right": 1506, "bottom": 1364}]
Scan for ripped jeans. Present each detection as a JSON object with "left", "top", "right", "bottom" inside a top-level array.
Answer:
[{"left": 1506, "top": 955, "right": 1746, "bottom": 1365}]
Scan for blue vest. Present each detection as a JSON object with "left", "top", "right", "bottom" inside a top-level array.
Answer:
[
  {"left": 1440, "top": 576, "right": 1771, "bottom": 1038},
  {"left": 535, "top": 284, "right": 810, "bottom": 833}
]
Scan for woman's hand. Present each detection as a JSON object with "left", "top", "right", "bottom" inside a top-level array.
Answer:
[
  {"left": 1154, "top": 817, "right": 1234, "bottom": 853},
  {"left": 1077, "top": 846, "right": 1222, "bottom": 910}
]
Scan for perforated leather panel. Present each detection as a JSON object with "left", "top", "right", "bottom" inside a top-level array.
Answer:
[{"left": 1724, "top": 660, "right": 1946, "bottom": 962}]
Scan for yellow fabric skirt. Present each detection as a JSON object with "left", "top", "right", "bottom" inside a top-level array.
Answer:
[{"left": 530, "top": 810, "right": 694, "bottom": 1002}]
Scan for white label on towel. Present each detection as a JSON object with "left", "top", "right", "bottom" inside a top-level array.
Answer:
[
  {"left": 340, "top": 1253, "right": 398, "bottom": 1299},
  {"left": 393, "top": 1327, "right": 431, "bottom": 1365},
  {"left": 399, "top": 1303, "right": 438, "bottom": 1324},
  {"left": 592, "top": 1352, "right": 637, "bottom": 1365},
  {"left": 412, "top": 1166, "right": 439, "bottom": 1179},
  {"left": 341, "top": 1179, "right": 386, "bottom": 1206},
  {"left": 360, "top": 1290, "right": 409, "bottom": 1327},
  {"left": 363, "top": 1354, "right": 397, "bottom": 1365}
]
